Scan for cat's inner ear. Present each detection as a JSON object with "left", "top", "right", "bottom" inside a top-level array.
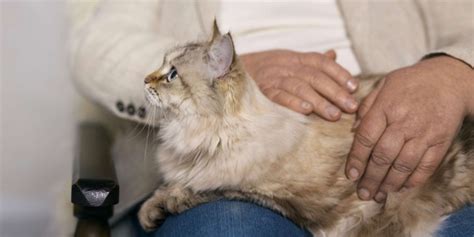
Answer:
[{"left": 208, "top": 33, "right": 235, "bottom": 79}]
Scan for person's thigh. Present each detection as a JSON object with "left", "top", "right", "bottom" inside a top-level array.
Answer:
[
  {"left": 436, "top": 205, "right": 474, "bottom": 237},
  {"left": 133, "top": 199, "right": 312, "bottom": 237}
]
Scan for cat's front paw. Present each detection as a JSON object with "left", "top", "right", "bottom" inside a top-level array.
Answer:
[
  {"left": 138, "top": 191, "right": 167, "bottom": 232},
  {"left": 138, "top": 185, "right": 215, "bottom": 231}
]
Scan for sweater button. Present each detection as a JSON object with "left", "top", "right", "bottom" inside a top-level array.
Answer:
[
  {"left": 137, "top": 106, "right": 146, "bottom": 118},
  {"left": 116, "top": 101, "right": 125, "bottom": 112},
  {"left": 127, "top": 104, "right": 135, "bottom": 116}
]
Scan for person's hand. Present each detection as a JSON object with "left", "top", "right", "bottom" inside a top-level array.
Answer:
[
  {"left": 346, "top": 56, "right": 474, "bottom": 202},
  {"left": 240, "top": 50, "right": 359, "bottom": 121}
]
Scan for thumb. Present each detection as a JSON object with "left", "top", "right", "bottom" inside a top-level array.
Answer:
[
  {"left": 324, "top": 49, "right": 337, "bottom": 61},
  {"left": 357, "top": 78, "right": 385, "bottom": 120}
]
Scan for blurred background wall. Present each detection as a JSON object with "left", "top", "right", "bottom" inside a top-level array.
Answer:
[{"left": 1, "top": 1, "right": 79, "bottom": 236}]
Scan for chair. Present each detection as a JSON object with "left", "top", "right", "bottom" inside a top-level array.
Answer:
[{"left": 71, "top": 122, "right": 119, "bottom": 237}]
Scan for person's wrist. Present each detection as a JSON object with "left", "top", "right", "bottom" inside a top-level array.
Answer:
[{"left": 419, "top": 55, "right": 474, "bottom": 117}]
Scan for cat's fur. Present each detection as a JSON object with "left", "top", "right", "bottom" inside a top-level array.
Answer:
[{"left": 138, "top": 23, "right": 474, "bottom": 237}]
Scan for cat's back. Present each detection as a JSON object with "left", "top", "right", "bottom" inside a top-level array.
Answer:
[{"left": 258, "top": 113, "right": 355, "bottom": 194}]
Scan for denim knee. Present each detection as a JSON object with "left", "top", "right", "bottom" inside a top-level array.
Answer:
[
  {"left": 436, "top": 205, "right": 474, "bottom": 237},
  {"left": 134, "top": 199, "right": 312, "bottom": 237}
]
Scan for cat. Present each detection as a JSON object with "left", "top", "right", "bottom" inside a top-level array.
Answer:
[{"left": 138, "top": 22, "right": 474, "bottom": 237}]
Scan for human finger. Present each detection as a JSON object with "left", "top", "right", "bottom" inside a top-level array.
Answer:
[
  {"left": 374, "top": 139, "right": 428, "bottom": 202},
  {"left": 261, "top": 87, "right": 313, "bottom": 114},
  {"left": 297, "top": 67, "right": 358, "bottom": 113},
  {"left": 278, "top": 76, "right": 342, "bottom": 120},
  {"left": 346, "top": 108, "right": 387, "bottom": 182},
  {"left": 300, "top": 52, "right": 358, "bottom": 92},
  {"left": 356, "top": 127, "right": 405, "bottom": 200},
  {"left": 358, "top": 90, "right": 378, "bottom": 120},
  {"left": 404, "top": 144, "right": 447, "bottom": 188},
  {"left": 324, "top": 49, "right": 337, "bottom": 60}
]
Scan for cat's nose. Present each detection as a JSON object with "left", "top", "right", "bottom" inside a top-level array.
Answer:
[{"left": 144, "top": 74, "right": 158, "bottom": 84}]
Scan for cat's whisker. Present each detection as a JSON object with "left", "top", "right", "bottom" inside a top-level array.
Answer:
[
  {"left": 125, "top": 118, "right": 149, "bottom": 142},
  {"left": 150, "top": 105, "right": 158, "bottom": 138},
  {"left": 143, "top": 104, "right": 159, "bottom": 165},
  {"left": 143, "top": 107, "right": 153, "bottom": 163},
  {"left": 126, "top": 88, "right": 160, "bottom": 141},
  {"left": 139, "top": 104, "right": 153, "bottom": 170}
]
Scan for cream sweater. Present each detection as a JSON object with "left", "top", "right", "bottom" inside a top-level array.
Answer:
[{"left": 69, "top": 0, "right": 473, "bottom": 125}]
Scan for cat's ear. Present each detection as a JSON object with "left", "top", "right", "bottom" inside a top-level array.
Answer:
[
  {"left": 211, "top": 19, "right": 221, "bottom": 42},
  {"left": 208, "top": 33, "right": 235, "bottom": 79}
]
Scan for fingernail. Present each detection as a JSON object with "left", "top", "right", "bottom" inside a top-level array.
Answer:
[
  {"left": 374, "top": 192, "right": 386, "bottom": 202},
  {"left": 345, "top": 99, "right": 358, "bottom": 111},
  {"left": 347, "top": 79, "right": 358, "bottom": 91},
  {"left": 326, "top": 106, "right": 340, "bottom": 118},
  {"left": 358, "top": 188, "right": 370, "bottom": 200},
  {"left": 348, "top": 168, "right": 359, "bottom": 181},
  {"left": 301, "top": 101, "right": 312, "bottom": 109}
]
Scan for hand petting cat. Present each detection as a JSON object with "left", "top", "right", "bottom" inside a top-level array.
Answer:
[
  {"left": 346, "top": 56, "right": 474, "bottom": 203},
  {"left": 241, "top": 50, "right": 359, "bottom": 121},
  {"left": 245, "top": 51, "right": 473, "bottom": 204}
]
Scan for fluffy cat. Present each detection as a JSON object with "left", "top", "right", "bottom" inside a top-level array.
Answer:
[{"left": 138, "top": 23, "right": 474, "bottom": 237}]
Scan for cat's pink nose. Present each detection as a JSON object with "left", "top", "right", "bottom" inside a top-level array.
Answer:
[{"left": 144, "top": 75, "right": 158, "bottom": 84}]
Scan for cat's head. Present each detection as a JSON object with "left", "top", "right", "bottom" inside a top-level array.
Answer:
[{"left": 144, "top": 22, "right": 246, "bottom": 119}]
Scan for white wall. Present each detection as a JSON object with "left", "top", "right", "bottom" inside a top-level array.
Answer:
[{"left": 1, "top": 1, "right": 79, "bottom": 236}]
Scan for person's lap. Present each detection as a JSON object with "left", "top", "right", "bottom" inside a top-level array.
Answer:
[
  {"left": 132, "top": 200, "right": 473, "bottom": 237},
  {"left": 132, "top": 200, "right": 311, "bottom": 237},
  {"left": 437, "top": 205, "right": 474, "bottom": 237}
]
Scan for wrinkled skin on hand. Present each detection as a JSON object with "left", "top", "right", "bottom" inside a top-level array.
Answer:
[
  {"left": 241, "top": 50, "right": 359, "bottom": 121},
  {"left": 345, "top": 56, "right": 474, "bottom": 202}
]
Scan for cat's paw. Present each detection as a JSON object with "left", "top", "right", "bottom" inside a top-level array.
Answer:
[
  {"left": 138, "top": 191, "right": 168, "bottom": 232},
  {"left": 138, "top": 186, "right": 196, "bottom": 231},
  {"left": 162, "top": 187, "right": 195, "bottom": 214}
]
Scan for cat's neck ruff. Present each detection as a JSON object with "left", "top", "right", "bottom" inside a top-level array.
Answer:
[{"left": 156, "top": 78, "right": 310, "bottom": 190}]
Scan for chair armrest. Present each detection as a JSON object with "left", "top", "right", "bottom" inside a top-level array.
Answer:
[{"left": 72, "top": 122, "right": 119, "bottom": 237}]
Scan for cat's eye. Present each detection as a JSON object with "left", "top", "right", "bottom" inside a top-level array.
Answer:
[{"left": 166, "top": 66, "right": 178, "bottom": 82}]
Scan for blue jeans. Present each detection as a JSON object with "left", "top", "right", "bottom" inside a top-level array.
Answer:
[
  {"left": 437, "top": 205, "right": 474, "bottom": 237},
  {"left": 133, "top": 200, "right": 473, "bottom": 237}
]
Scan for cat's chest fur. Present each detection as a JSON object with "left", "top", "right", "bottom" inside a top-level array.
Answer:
[
  {"left": 154, "top": 111, "right": 355, "bottom": 193},
  {"left": 153, "top": 103, "right": 316, "bottom": 189}
]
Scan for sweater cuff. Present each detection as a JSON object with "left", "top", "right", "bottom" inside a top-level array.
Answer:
[{"left": 423, "top": 37, "right": 474, "bottom": 68}]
